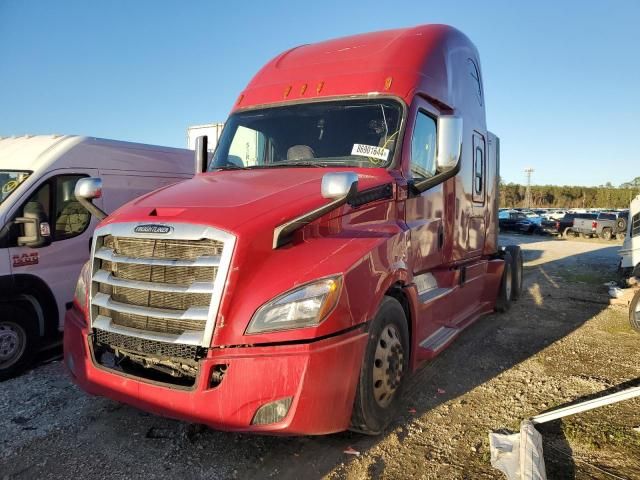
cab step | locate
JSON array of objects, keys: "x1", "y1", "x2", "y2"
[{"x1": 419, "y1": 326, "x2": 460, "y2": 356}]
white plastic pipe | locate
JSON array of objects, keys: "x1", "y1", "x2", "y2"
[{"x1": 531, "y1": 386, "x2": 640, "y2": 424}]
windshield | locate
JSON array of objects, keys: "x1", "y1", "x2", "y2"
[
  {"x1": 209, "y1": 99, "x2": 403, "y2": 170},
  {"x1": 0, "y1": 170, "x2": 31, "y2": 206}
]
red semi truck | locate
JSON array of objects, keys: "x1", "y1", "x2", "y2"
[{"x1": 64, "y1": 24, "x2": 522, "y2": 435}]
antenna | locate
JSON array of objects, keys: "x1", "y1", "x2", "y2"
[{"x1": 524, "y1": 168, "x2": 534, "y2": 208}]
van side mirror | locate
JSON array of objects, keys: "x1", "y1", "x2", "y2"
[
  {"x1": 16, "y1": 203, "x2": 51, "y2": 248},
  {"x1": 195, "y1": 135, "x2": 208, "y2": 174},
  {"x1": 75, "y1": 177, "x2": 107, "y2": 220},
  {"x1": 321, "y1": 172, "x2": 358, "y2": 200},
  {"x1": 436, "y1": 116, "x2": 463, "y2": 172}
]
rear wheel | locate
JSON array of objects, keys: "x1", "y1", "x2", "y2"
[
  {"x1": 629, "y1": 290, "x2": 640, "y2": 333},
  {"x1": 495, "y1": 252, "x2": 513, "y2": 313},
  {"x1": 617, "y1": 232, "x2": 627, "y2": 241},
  {"x1": 617, "y1": 217, "x2": 628, "y2": 232},
  {"x1": 504, "y1": 246, "x2": 523, "y2": 300},
  {"x1": 601, "y1": 228, "x2": 613, "y2": 241},
  {"x1": 562, "y1": 227, "x2": 573, "y2": 238},
  {"x1": 350, "y1": 296, "x2": 409, "y2": 435},
  {"x1": 0, "y1": 304, "x2": 38, "y2": 381}
]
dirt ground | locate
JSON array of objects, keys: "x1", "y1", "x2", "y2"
[{"x1": 1, "y1": 234, "x2": 638, "y2": 480}]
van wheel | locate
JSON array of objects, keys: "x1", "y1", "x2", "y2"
[
  {"x1": 350, "y1": 297, "x2": 409, "y2": 435},
  {"x1": 0, "y1": 304, "x2": 38, "y2": 381},
  {"x1": 504, "y1": 246, "x2": 523, "y2": 300},
  {"x1": 630, "y1": 290, "x2": 640, "y2": 333},
  {"x1": 601, "y1": 228, "x2": 612, "y2": 241},
  {"x1": 495, "y1": 252, "x2": 513, "y2": 313}
]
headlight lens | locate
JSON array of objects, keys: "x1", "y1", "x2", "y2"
[
  {"x1": 246, "y1": 276, "x2": 342, "y2": 334},
  {"x1": 73, "y1": 260, "x2": 92, "y2": 317}
]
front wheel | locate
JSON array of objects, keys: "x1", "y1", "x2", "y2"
[
  {"x1": 350, "y1": 296, "x2": 409, "y2": 435},
  {"x1": 495, "y1": 252, "x2": 513, "y2": 313},
  {"x1": 0, "y1": 304, "x2": 38, "y2": 381},
  {"x1": 630, "y1": 290, "x2": 640, "y2": 333}
]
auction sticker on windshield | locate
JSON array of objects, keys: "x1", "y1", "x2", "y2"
[{"x1": 351, "y1": 144, "x2": 390, "y2": 161}]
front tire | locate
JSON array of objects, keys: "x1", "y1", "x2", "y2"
[
  {"x1": 0, "y1": 304, "x2": 38, "y2": 381},
  {"x1": 630, "y1": 290, "x2": 640, "y2": 334},
  {"x1": 350, "y1": 296, "x2": 409, "y2": 435}
]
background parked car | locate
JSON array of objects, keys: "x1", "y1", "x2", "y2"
[
  {"x1": 499, "y1": 210, "x2": 538, "y2": 234},
  {"x1": 556, "y1": 212, "x2": 597, "y2": 237}
]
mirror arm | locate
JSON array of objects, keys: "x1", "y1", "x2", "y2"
[
  {"x1": 77, "y1": 197, "x2": 107, "y2": 220},
  {"x1": 412, "y1": 161, "x2": 461, "y2": 194},
  {"x1": 272, "y1": 189, "x2": 355, "y2": 249}
]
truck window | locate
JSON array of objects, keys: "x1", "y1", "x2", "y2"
[
  {"x1": 472, "y1": 134, "x2": 485, "y2": 203},
  {"x1": 0, "y1": 170, "x2": 31, "y2": 206},
  {"x1": 53, "y1": 175, "x2": 91, "y2": 240},
  {"x1": 410, "y1": 111, "x2": 437, "y2": 180},
  {"x1": 227, "y1": 126, "x2": 267, "y2": 167}
]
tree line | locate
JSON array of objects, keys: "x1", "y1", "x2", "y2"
[{"x1": 500, "y1": 183, "x2": 639, "y2": 209}]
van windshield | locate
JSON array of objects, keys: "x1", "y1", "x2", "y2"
[
  {"x1": 0, "y1": 171, "x2": 31, "y2": 206},
  {"x1": 209, "y1": 99, "x2": 403, "y2": 170}
]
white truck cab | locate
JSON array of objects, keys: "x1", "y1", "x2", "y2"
[
  {"x1": 0, "y1": 135, "x2": 193, "y2": 379},
  {"x1": 620, "y1": 195, "x2": 639, "y2": 280}
]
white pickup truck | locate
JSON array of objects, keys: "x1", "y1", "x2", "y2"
[{"x1": 0, "y1": 135, "x2": 193, "y2": 379}]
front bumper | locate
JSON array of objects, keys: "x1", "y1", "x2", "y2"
[{"x1": 63, "y1": 307, "x2": 368, "y2": 435}]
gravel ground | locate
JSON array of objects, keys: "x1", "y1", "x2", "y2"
[{"x1": 1, "y1": 234, "x2": 638, "y2": 479}]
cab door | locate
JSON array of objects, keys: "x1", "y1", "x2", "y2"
[
  {"x1": 404, "y1": 101, "x2": 445, "y2": 274},
  {"x1": 7, "y1": 172, "x2": 100, "y2": 331}
]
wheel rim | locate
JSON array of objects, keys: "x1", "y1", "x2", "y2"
[
  {"x1": 0, "y1": 321, "x2": 27, "y2": 369},
  {"x1": 372, "y1": 324, "x2": 404, "y2": 408}
]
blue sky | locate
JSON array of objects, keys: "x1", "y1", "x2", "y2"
[{"x1": 1, "y1": 0, "x2": 638, "y2": 186}]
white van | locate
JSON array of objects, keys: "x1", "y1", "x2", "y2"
[
  {"x1": 0, "y1": 135, "x2": 193, "y2": 379},
  {"x1": 620, "y1": 195, "x2": 639, "y2": 280}
]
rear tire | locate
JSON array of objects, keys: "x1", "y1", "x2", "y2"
[
  {"x1": 0, "y1": 304, "x2": 38, "y2": 381},
  {"x1": 601, "y1": 228, "x2": 612, "y2": 241},
  {"x1": 617, "y1": 217, "x2": 628, "y2": 232},
  {"x1": 562, "y1": 227, "x2": 572, "y2": 238},
  {"x1": 629, "y1": 290, "x2": 640, "y2": 334},
  {"x1": 350, "y1": 297, "x2": 409, "y2": 435},
  {"x1": 504, "y1": 246, "x2": 523, "y2": 301},
  {"x1": 495, "y1": 252, "x2": 513, "y2": 313},
  {"x1": 617, "y1": 232, "x2": 627, "y2": 241}
]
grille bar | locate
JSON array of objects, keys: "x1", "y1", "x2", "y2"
[
  {"x1": 92, "y1": 292, "x2": 209, "y2": 321},
  {"x1": 93, "y1": 328, "x2": 202, "y2": 360},
  {"x1": 95, "y1": 247, "x2": 221, "y2": 267},
  {"x1": 93, "y1": 269, "x2": 214, "y2": 294}
]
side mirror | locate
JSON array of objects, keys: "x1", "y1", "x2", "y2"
[
  {"x1": 321, "y1": 172, "x2": 358, "y2": 200},
  {"x1": 16, "y1": 203, "x2": 51, "y2": 248},
  {"x1": 436, "y1": 116, "x2": 463, "y2": 172},
  {"x1": 75, "y1": 177, "x2": 107, "y2": 220},
  {"x1": 195, "y1": 135, "x2": 208, "y2": 174}
]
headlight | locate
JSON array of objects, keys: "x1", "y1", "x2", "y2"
[
  {"x1": 73, "y1": 260, "x2": 92, "y2": 317},
  {"x1": 246, "y1": 276, "x2": 342, "y2": 334}
]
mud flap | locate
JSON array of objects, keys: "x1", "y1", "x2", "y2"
[{"x1": 489, "y1": 420, "x2": 546, "y2": 480}]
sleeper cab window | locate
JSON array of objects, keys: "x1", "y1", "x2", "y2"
[{"x1": 410, "y1": 111, "x2": 437, "y2": 180}]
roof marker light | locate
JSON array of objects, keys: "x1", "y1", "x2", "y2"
[
  {"x1": 384, "y1": 77, "x2": 393, "y2": 91},
  {"x1": 300, "y1": 83, "x2": 308, "y2": 95},
  {"x1": 284, "y1": 85, "x2": 292, "y2": 98},
  {"x1": 316, "y1": 81, "x2": 324, "y2": 94},
  {"x1": 237, "y1": 94, "x2": 244, "y2": 105}
]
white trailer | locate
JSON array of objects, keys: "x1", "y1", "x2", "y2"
[
  {"x1": 186, "y1": 123, "x2": 224, "y2": 151},
  {"x1": 0, "y1": 135, "x2": 194, "y2": 379}
]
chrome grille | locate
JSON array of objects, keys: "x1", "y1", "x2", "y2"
[{"x1": 91, "y1": 229, "x2": 230, "y2": 341}]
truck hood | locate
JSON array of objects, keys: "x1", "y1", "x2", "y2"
[{"x1": 103, "y1": 168, "x2": 395, "y2": 233}]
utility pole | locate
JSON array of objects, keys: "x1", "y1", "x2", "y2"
[{"x1": 524, "y1": 168, "x2": 534, "y2": 209}]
